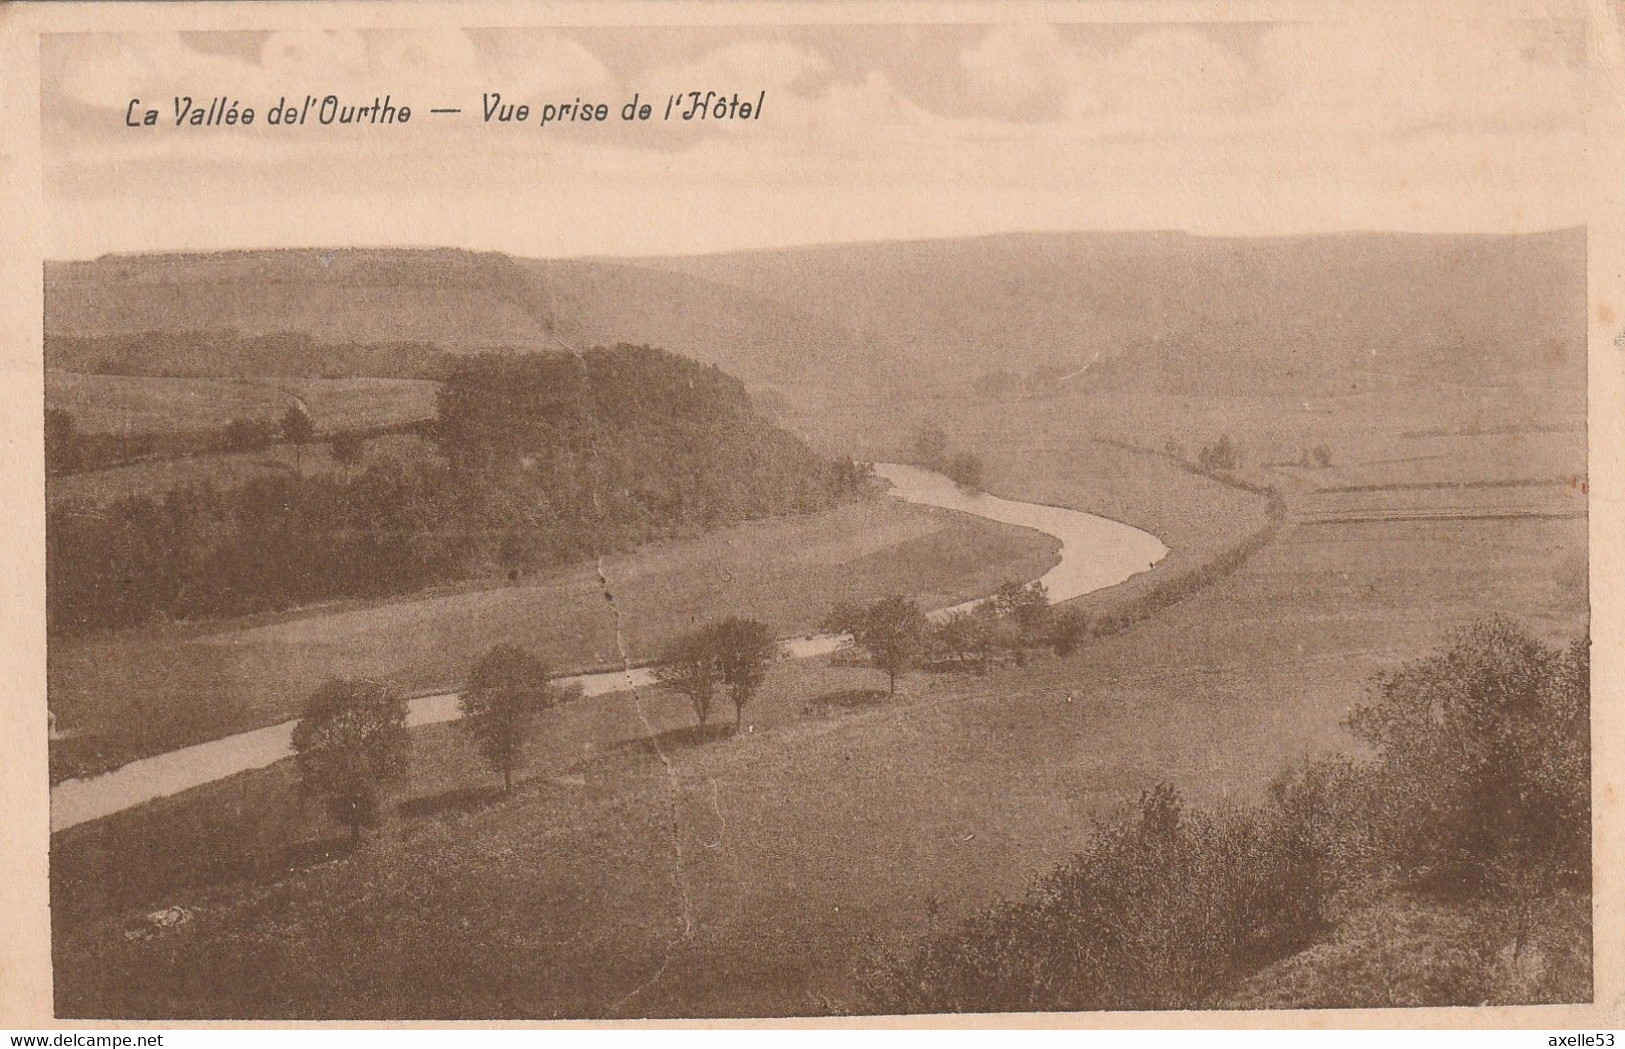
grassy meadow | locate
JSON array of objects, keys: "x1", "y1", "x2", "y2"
[
  {"x1": 47, "y1": 431, "x2": 433, "y2": 506},
  {"x1": 46, "y1": 371, "x2": 438, "y2": 435}
]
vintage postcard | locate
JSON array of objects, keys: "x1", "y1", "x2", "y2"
[{"x1": 0, "y1": 0, "x2": 1620, "y2": 1029}]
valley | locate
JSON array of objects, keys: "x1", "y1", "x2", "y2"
[{"x1": 43, "y1": 228, "x2": 1589, "y2": 1018}]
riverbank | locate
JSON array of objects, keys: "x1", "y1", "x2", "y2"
[
  {"x1": 49, "y1": 495, "x2": 1060, "y2": 786},
  {"x1": 52, "y1": 463, "x2": 1166, "y2": 831}
]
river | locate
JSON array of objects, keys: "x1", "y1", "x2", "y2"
[{"x1": 49, "y1": 462, "x2": 1166, "y2": 832}]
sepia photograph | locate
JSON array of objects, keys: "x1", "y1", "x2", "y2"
[{"x1": 6, "y1": 0, "x2": 1611, "y2": 1027}]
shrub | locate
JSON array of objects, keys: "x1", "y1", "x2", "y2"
[
  {"x1": 1197, "y1": 435, "x2": 1240, "y2": 473},
  {"x1": 861, "y1": 781, "x2": 1346, "y2": 1013},
  {"x1": 1048, "y1": 606, "x2": 1091, "y2": 657},
  {"x1": 1346, "y1": 617, "x2": 1589, "y2": 897},
  {"x1": 945, "y1": 452, "x2": 985, "y2": 491},
  {"x1": 863, "y1": 617, "x2": 1590, "y2": 1012}
]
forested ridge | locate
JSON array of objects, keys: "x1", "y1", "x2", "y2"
[{"x1": 47, "y1": 344, "x2": 871, "y2": 637}]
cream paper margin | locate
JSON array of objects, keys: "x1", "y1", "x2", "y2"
[{"x1": 0, "y1": 0, "x2": 1618, "y2": 1030}]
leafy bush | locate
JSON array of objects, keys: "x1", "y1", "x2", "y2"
[
  {"x1": 863, "y1": 618, "x2": 1590, "y2": 1012},
  {"x1": 1048, "y1": 606, "x2": 1091, "y2": 657},
  {"x1": 862, "y1": 781, "x2": 1345, "y2": 1013},
  {"x1": 1347, "y1": 616, "x2": 1590, "y2": 898}
]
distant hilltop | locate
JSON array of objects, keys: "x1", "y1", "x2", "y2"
[{"x1": 46, "y1": 228, "x2": 1585, "y2": 397}]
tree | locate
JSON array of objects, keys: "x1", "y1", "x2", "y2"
[
  {"x1": 282, "y1": 405, "x2": 314, "y2": 471},
  {"x1": 291, "y1": 678, "x2": 410, "y2": 842},
  {"x1": 946, "y1": 452, "x2": 985, "y2": 491},
  {"x1": 912, "y1": 423, "x2": 948, "y2": 469},
  {"x1": 711, "y1": 616, "x2": 778, "y2": 730},
  {"x1": 931, "y1": 609, "x2": 980, "y2": 669},
  {"x1": 989, "y1": 580, "x2": 1051, "y2": 640},
  {"x1": 1197, "y1": 435, "x2": 1239, "y2": 473},
  {"x1": 459, "y1": 644, "x2": 569, "y2": 792},
  {"x1": 654, "y1": 628, "x2": 721, "y2": 725},
  {"x1": 850, "y1": 595, "x2": 928, "y2": 695},
  {"x1": 282, "y1": 404, "x2": 314, "y2": 445}
]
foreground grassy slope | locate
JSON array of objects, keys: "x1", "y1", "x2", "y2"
[
  {"x1": 48, "y1": 497, "x2": 1057, "y2": 782},
  {"x1": 52, "y1": 504, "x2": 1584, "y2": 1018}
]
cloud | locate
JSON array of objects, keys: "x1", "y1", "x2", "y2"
[
  {"x1": 50, "y1": 29, "x2": 616, "y2": 116},
  {"x1": 1254, "y1": 19, "x2": 1583, "y2": 135},
  {"x1": 40, "y1": 19, "x2": 1589, "y2": 259},
  {"x1": 1066, "y1": 28, "x2": 1252, "y2": 117},
  {"x1": 647, "y1": 40, "x2": 830, "y2": 92},
  {"x1": 959, "y1": 24, "x2": 1086, "y2": 108}
]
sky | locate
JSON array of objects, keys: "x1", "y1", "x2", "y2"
[{"x1": 40, "y1": 16, "x2": 1589, "y2": 259}]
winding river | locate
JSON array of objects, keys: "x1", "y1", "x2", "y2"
[{"x1": 49, "y1": 462, "x2": 1166, "y2": 833}]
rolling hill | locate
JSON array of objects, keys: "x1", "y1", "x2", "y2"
[
  {"x1": 44, "y1": 249, "x2": 876, "y2": 388},
  {"x1": 643, "y1": 228, "x2": 1587, "y2": 396},
  {"x1": 45, "y1": 228, "x2": 1585, "y2": 399}
]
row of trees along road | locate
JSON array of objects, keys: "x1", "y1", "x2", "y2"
[
  {"x1": 291, "y1": 644, "x2": 583, "y2": 841},
  {"x1": 823, "y1": 582, "x2": 1094, "y2": 694},
  {"x1": 291, "y1": 618, "x2": 780, "y2": 842},
  {"x1": 653, "y1": 617, "x2": 778, "y2": 729},
  {"x1": 290, "y1": 583, "x2": 1098, "y2": 842}
]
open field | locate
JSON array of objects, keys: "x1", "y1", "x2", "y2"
[
  {"x1": 46, "y1": 371, "x2": 439, "y2": 435},
  {"x1": 47, "y1": 432, "x2": 432, "y2": 506},
  {"x1": 48, "y1": 497, "x2": 1058, "y2": 783},
  {"x1": 51, "y1": 503, "x2": 1586, "y2": 1018}
]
